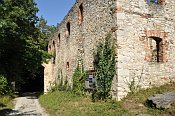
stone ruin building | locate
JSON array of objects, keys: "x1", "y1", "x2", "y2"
[{"x1": 43, "y1": 0, "x2": 175, "y2": 100}]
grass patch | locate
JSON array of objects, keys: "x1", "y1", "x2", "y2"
[
  {"x1": 0, "y1": 95, "x2": 13, "y2": 109},
  {"x1": 39, "y1": 91, "x2": 130, "y2": 116},
  {"x1": 121, "y1": 83, "x2": 175, "y2": 116},
  {"x1": 39, "y1": 83, "x2": 175, "y2": 116},
  {"x1": 0, "y1": 95, "x2": 14, "y2": 115}
]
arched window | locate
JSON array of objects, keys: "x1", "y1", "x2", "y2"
[
  {"x1": 78, "y1": 4, "x2": 83, "y2": 24},
  {"x1": 66, "y1": 22, "x2": 70, "y2": 36}
]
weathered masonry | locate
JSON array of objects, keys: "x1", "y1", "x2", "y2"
[{"x1": 43, "y1": 0, "x2": 175, "y2": 100}]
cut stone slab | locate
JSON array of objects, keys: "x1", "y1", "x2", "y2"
[{"x1": 147, "y1": 91, "x2": 175, "y2": 109}]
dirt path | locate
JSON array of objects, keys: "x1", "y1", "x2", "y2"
[{"x1": 8, "y1": 92, "x2": 49, "y2": 116}]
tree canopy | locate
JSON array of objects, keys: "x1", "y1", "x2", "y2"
[{"x1": 0, "y1": 0, "x2": 55, "y2": 91}]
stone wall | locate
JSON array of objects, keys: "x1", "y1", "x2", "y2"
[
  {"x1": 115, "y1": 0, "x2": 175, "y2": 100},
  {"x1": 43, "y1": 0, "x2": 175, "y2": 101},
  {"x1": 44, "y1": 0, "x2": 117, "y2": 93}
]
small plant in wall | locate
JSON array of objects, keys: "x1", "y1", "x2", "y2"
[
  {"x1": 127, "y1": 76, "x2": 141, "y2": 94},
  {"x1": 126, "y1": 69, "x2": 144, "y2": 94},
  {"x1": 93, "y1": 32, "x2": 116, "y2": 100}
]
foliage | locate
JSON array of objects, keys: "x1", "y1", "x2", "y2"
[
  {"x1": 0, "y1": 0, "x2": 55, "y2": 90},
  {"x1": 0, "y1": 95, "x2": 14, "y2": 116},
  {"x1": 0, "y1": 0, "x2": 38, "y2": 88},
  {"x1": 72, "y1": 66, "x2": 86, "y2": 96},
  {"x1": 49, "y1": 82, "x2": 58, "y2": 92},
  {"x1": 128, "y1": 78, "x2": 140, "y2": 94},
  {"x1": 36, "y1": 16, "x2": 57, "y2": 51},
  {"x1": 127, "y1": 74, "x2": 142, "y2": 94},
  {"x1": 39, "y1": 91, "x2": 130, "y2": 116},
  {"x1": 58, "y1": 75, "x2": 70, "y2": 91},
  {"x1": 0, "y1": 95, "x2": 13, "y2": 108},
  {"x1": 93, "y1": 32, "x2": 116, "y2": 100},
  {"x1": 0, "y1": 75, "x2": 10, "y2": 95},
  {"x1": 50, "y1": 74, "x2": 70, "y2": 92}
]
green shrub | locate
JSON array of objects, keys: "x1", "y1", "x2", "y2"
[
  {"x1": 72, "y1": 67, "x2": 86, "y2": 96},
  {"x1": 0, "y1": 75, "x2": 9, "y2": 95},
  {"x1": 0, "y1": 95, "x2": 13, "y2": 108},
  {"x1": 93, "y1": 32, "x2": 116, "y2": 100}
]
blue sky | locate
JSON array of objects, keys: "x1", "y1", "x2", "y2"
[{"x1": 35, "y1": 0, "x2": 76, "y2": 26}]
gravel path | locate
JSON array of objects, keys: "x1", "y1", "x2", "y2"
[{"x1": 8, "y1": 92, "x2": 49, "y2": 116}]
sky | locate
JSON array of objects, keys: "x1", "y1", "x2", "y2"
[{"x1": 34, "y1": 0, "x2": 76, "y2": 26}]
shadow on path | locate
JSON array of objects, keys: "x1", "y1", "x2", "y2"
[
  {"x1": 0, "y1": 108, "x2": 41, "y2": 116},
  {"x1": 0, "y1": 103, "x2": 6, "y2": 107},
  {"x1": 8, "y1": 110, "x2": 41, "y2": 116},
  {"x1": 0, "y1": 108, "x2": 13, "y2": 116}
]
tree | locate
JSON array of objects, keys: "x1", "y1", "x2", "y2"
[
  {"x1": 36, "y1": 16, "x2": 56, "y2": 51},
  {"x1": 0, "y1": 0, "x2": 52, "y2": 91}
]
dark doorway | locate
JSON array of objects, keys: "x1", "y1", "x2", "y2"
[{"x1": 20, "y1": 66, "x2": 44, "y2": 93}]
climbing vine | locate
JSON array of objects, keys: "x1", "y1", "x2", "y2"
[{"x1": 93, "y1": 32, "x2": 116, "y2": 100}]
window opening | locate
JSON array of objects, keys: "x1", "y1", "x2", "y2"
[
  {"x1": 78, "y1": 4, "x2": 83, "y2": 24},
  {"x1": 67, "y1": 22, "x2": 70, "y2": 35},
  {"x1": 150, "y1": 37, "x2": 162, "y2": 62},
  {"x1": 66, "y1": 62, "x2": 70, "y2": 70},
  {"x1": 53, "y1": 41, "x2": 55, "y2": 49},
  {"x1": 52, "y1": 41, "x2": 56, "y2": 64},
  {"x1": 58, "y1": 33, "x2": 60, "y2": 45}
]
